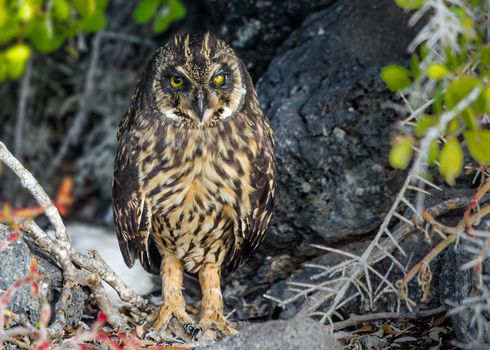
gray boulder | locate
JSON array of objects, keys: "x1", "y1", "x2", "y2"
[
  {"x1": 253, "y1": 0, "x2": 414, "y2": 272},
  {"x1": 206, "y1": 0, "x2": 337, "y2": 78},
  {"x1": 0, "y1": 224, "x2": 88, "y2": 326},
  {"x1": 198, "y1": 317, "x2": 342, "y2": 350},
  {"x1": 222, "y1": 0, "x2": 417, "y2": 319},
  {"x1": 437, "y1": 217, "x2": 490, "y2": 347}
]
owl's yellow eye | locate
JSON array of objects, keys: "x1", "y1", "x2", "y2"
[
  {"x1": 169, "y1": 76, "x2": 184, "y2": 88},
  {"x1": 212, "y1": 74, "x2": 225, "y2": 87}
]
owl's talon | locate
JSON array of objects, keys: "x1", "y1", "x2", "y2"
[
  {"x1": 187, "y1": 325, "x2": 202, "y2": 340},
  {"x1": 184, "y1": 323, "x2": 201, "y2": 338},
  {"x1": 146, "y1": 303, "x2": 195, "y2": 333},
  {"x1": 184, "y1": 323, "x2": 193, "y2": 333},
  {"x1": 198, "y1": 313, "x2": 238, "y2": 337}
]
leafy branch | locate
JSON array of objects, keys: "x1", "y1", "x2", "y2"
[{"x1": 0, "y1": 0, "x2": 185, "y2": 82}]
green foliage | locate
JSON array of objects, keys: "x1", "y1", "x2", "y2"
[
  {"x1": 414, "y1": 115, "x2": 437, "y2": 137},
  {"x1": 385, "y1": 0, "x2": 490, "y2": 185},
  {"x1": 439, "y1": 137, "x2": 464, "y2": 186},
  {"x1": 381, "y1": 65, "x2": 412, "y2": 92},
  {"x1": 395, "y1": 0, "x2": 426, "y2": 10},
  {"x1": 133, "y1": 0, "x2": 185, "y2": 34},
  {"x1": 389, "y1": 136, "x2": 414, "y2": 169},
  {"x1": 134, "y1": 0, "x2": 160, "y2": 24},
  {"x1": 0, "y1": 0, "x2": 185, "y2": 82},
  {"x1": 427, "y1": 63, "x2": 448, "y2": 80},
  {"x1": 4, "y1": 43, "x2": 31, "y2": 79},
  {"x1": 464, "y1": 130, "x2": 490, "y2": 163}
]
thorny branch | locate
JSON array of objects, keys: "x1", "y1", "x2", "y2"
[
  {"x1": 277, "y1": 82, "x2": 485, "y2": 326},
  {"x1": 331, "y1": 305, "x2": 446, "y2": 331},
  {"x1": 273, "y1": 194, "x2": 485, "y2": 318},
  {"x1": 398, "y1": 188, "x2": 490, "y2": 300}
]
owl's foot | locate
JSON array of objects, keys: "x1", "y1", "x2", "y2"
[
  {"x1": 198, "y1": 311, "x2": 238, "y2": 337},
  {"x1": 146, "y1": 302, "x2": 197, "y2": 336},
  {"x1": 197, "y1": 264, "x2": 239, "y2": 339}
]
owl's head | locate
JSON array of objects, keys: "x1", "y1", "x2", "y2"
[{"x1": 143, "y1": 33, "x2": 249, "y2": 128}]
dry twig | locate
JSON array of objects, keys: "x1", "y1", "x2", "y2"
[{"x1": 331, "y1": 305, "x2": 446, "y2": 331}]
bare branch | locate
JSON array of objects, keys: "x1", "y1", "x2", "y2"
[
  {"x1": 14, "y1": 59, "x2": 32, "y2": 160},
  {"x1": 331, "y1": 306, "x2": 446, "y2": 331}
]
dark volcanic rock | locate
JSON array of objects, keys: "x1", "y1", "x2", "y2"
[
  {"x1": 438, "y1": 216, "x2": 490, "y2": 346},
  {"x1": 222, "y1": 0, "x2": 416, "y2": 319},
  {"x1": 0, "y1": 224, "x2": 88, "y2": 326},
  {"x1": 205, "y1": 0, "x2": 337, "y2": 78},
  {"x1": 255, "y1": 0, "x2": 414, "y2": 263},
  {"x1": 198, "y1": 317, "x2": 342, "y2": 350}
]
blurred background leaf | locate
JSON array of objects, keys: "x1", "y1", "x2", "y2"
[
  {"x1": 383, "y1": 0, "x2": 490, "y2": 186},
  {"x1": 0, "y1": 0, "x2": 186, "y2": 81}
]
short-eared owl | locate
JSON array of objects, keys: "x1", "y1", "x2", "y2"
[{"x1": 112, "y1": 33, "x2": 276, "y2": 336}]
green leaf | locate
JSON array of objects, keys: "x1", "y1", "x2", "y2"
[
  {"x1": 439, "y1": 138, "x2": 464, "y2": 186},
  {"x1": 395, "y1": 0, "x2": 426, "y2": 10},
  {"x1": 168, "y1": 0, "x2": 186, "y2": 20},
  {"x1": 479, "y1": 45, "x2": 490, "y2": 65},
  {"x1": 153, "y1": 11, "x2": 171, "y2": 33},
  {"x1": 463, "y1": 130, "x2": 490, "y2": 164},
  {"x1": 53, "y1": 0, "x2": 71, "y2": 21},
  {"x1": 381, "y1": 65, "x2": 411, "y2": 92},
  {"x1": 134, "y1": 0, "x2": 160, "y2": 24},
  {"x1": 428, "y1": 139, "x2": 439, "y2": 166},
  {"x1": 0, "y1": 16, "x2": 19, "y2": 46},
  {"x1": 95, "y1": 0, "x2": 109, "y2": 11},
  {"x1": 4, "y1": 43, "x2": 31, "y2": 79},
  {"x1": 17, "y1": 1, "x2": 35, "y2": 21},
  {"x1": 27, "y1": 20, "x2": 65, "y2": 54},
  {"x1": 485, "y1": 86, "x2": 490, "y2": 114},
  {"x1": 389, "y1": 136, "x2": 414, "y2": 169},
  {"x1": 420, "y1": 43, "x2": 429, "y2": 61},
  {"x1": 447, "y1": 118, "x2": 459, "y2": 135},
  {"x1": 460, "y1": 15, "x2": 476, "y2": 40},
  {"x1": 444, "y1": 77, "x2": 485, "y2": 115},
  {"x1": 0, "y1": 0, "x2": 7, "y2": 27},
  {"x1": 414, "y1": 114, "x2": 436, "y2": 137},
  {"x1": 0, "y1": 58, "x2": 7, "y2": 82},
  {"x1": 62, "y1": 18, "x2": 80, "y2": 39},
  {"x1": 73, "y1": 0, "x2": 96, "y2": 17},
  {"x1": 462, "y1": 110, "x2": 478, "y2": 131},
  {"x1": 427, "y1": 63, "x2": 448, "y2": 80},
  {"x1": 410, "y1": 54, "x2": 421, "y2": 80},
  {"x1": 80, "y1": 11, "x2": 107, "y2": 32}
]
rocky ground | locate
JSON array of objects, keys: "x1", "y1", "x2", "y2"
[{"x1": 1, "y1": 0, "x2": 489, "y2": 348}]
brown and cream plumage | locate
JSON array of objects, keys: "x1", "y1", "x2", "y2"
[{"x1": 112, "y1": 33, "x2": 275, "y2": 336}]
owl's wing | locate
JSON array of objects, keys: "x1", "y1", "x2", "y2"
[
  {"x1": 226, "y1": 125, "x2": 276, "y2": 274},
  {"x1": 112, "y1": 118, "x2": 160, "y2": 274}
]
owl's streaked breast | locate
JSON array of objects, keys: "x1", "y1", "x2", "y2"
[{"x1": 136, "y1": 118, "x2": 256, "y2": 273}]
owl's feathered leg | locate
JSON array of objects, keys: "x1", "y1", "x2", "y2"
[
  {"x1": 147, "y1": 252, "x2": 196, "y2": 333},
  {"x1": 198, "y1": 264, "x2": 238, "y2": 337}
]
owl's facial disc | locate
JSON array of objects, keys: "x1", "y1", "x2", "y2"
[
  {"x1": 185, "y1": 64, "x2": 237, "y2": 125},
  {"x1": 152, "y1": 33, "x2": 246, "y2": 128}
]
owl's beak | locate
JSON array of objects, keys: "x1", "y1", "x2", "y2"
[{"x1": 195, "y1": 89, "x2": 207, "y2": 122}]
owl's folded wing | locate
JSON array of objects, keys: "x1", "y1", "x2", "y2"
[
  {"x1": 112, "y1": 128, "x2": 160, "y2": 274},
  {"x1": 226, "y1": 125, "x2": 276, "y2": 274}
]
